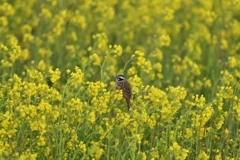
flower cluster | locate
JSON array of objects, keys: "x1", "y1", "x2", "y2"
[{"x1": 0, "y1": 0, "x2": 240, "y2": 159}]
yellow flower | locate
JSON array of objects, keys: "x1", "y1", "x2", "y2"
[
  {"x1": 90, "y1": 53, "x2": 101, "y2": 66},
  {"x1": 205, "y1": 10, "x2": 217, "y2": 25},
  {"x1": 68, "y1": 66, "x2": 84, "y2": 88},
  {"x1": 78, "y1": 141, "x2": 86, "y2": 153},
  {"x1": 65, "y1": 45, "x2": 76, "y2": 54},
  {"x1": 0, "y1": 38, "x2": 21, "y2": 68},
  {"x1": 92, "y1": 32, "x2": 108, "y2": 49},
  {"x1": 234, "y1": 100, "x2": 240, "y2": 120},
  {"x1": 170, "y1": 142, "x2": 189, "y2": 160},
  {"x1": 129, "y1": 75, "x2": 143, "y2": 95},
  {"x1": 127, "y1": 66, "x2": 137, "y2": 76},
  {"x1": 1, "y1": 43, "x2": 8, "y2": 51},
  {"x1": 66, "y1": 69, "x2": 71, "y2": 74},
  {"x1": 49, "y1": 68, "x2": 61, "y2": 83},
  {"x1": 38, "y1": 48, "x2": 52, "y2": 58},
  {"x1": 138, "y1": 151, "x2": 147, "y2": 160},
  {"x1": 203, "y1": 77, "x2": 212, "y2": 88},
  {"x1": 216, "y1": 115, "x2": 224, "y2": 130},
  {"x1": 150, "y1": 148, "x2": 159, "y2": 159},
  {"x1": 88, "y1": 141, "x2": 104, "y2": 159},
  {"x1": 37, "y1": 60, "x2": 47, "y2": 71},
  {"x1": 19, "y1": 150, "x2": 37, "y2": 160},
  {"x1": 137, "y1": 57, "x2": 146, "y2": 66},
  {"x1": 184, "y1": 128, "x2": 193, "y2": 139},
  {"x1": 86, "y1": 81, "x2": 105, "y2": 97},
  {"x1": 21, "y1": 49, "x2": 29, "y2": 60},
  {"x1": 153, "y1": 62, "x2": 162, "y2": 72},
  {"x1": 197, "y1": 151, "x2": 209, "y2": 160},
  {"x1": 40, "y1": 8, "x2": 52, "y2": 19},
  {"x1": 135, "y1": 50, "x2": 145, "y2": 57},
  {"x1": 220, "y1": 39, "x2": 228, "y2": 50},
  {"x1": 71, "y1": 12, "x2": 86, "y2": 29},
  {"x1": 37, "y1": 135, "x2": 46, "y2": 147},
  {"x1": 52, "y1": 14, "x2": 65, "y2": 36},
  {"x1": 159, "y1": 34, "x2": 171, "y2": 47},
  {"x1": 150, "y1": 48, "x2": 163, "y2": 61},
  {"x1": 21, "y1": 24, "x2": 32, "y2": 33},
  {"x1": 0, "y1": 16, "x2": 8, "y2": 26},
  {"x1": 184, "y1": 57, "x2": 201, "y2": 76},
  {"x1": 23, "y1": 33, "x2": 34, "y2": 43},
  {"x1": 88, "y1": 112, "x2": 96, "y2": 123},
  {"x1": 0, "y1": 2, "x2": 15, "y2": 16},
  {"x1": 148, "y1": 115, "x2": 157, "y2": 129},
  {"x1": 231, "y1": 20, "x2": 240, "y2": 37},
  {"x1": 162, "y1": 7, "x2": 174, "y2": 21},
  {"x1": 71, "y1": 31, "x2": 78, "y2": 42},
  {"x1": 128, "y1": 120, "x2": 137, "y2": 134},
  {"x1": 113, "y1": 44, "x2": 122, "y2": 56},
  {"x1": 220, "y1": 70, "x2": 234, "y2": 86},
  {"x1": 228, "y1": 56, "x2": 237, "y2": 68},
  {"x1": 217, "y1": 86, "x2": 234, "y2": 99},
  {"x1": 144, "y1": 86, "x2": 168, "y2": 107},
  {"x1": 45, "y1": 147, "x2": 51, "y2": 156}
]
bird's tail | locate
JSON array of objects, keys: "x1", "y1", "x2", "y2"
[{"x1": 125, "y1": 98, "x2": 131, "y2": 111}]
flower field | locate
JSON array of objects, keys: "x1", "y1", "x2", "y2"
[{"x1": 1, "y1": 0, "x2": 240, "y2": 159}]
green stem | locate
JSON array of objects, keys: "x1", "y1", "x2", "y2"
[
  {"x1": 101, "y1": 51, "x2": 113, "y2": 81},
  {"x1": 122, "y1": 57, "x2": 138, "y2": 72}
]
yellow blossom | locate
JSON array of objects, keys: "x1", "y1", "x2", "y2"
[
  {"x1": 0, "y1": 16, "x2": 8, "y2": 26},
  {"x1": 37, "y1": 135, "x2": 46, "y2": 146},
  {"x1": 127, "y1": 67, "x2": 137, "y2": 76},
  {"x1": 0, "y1": 2, "x2": 15, "y2": 16},
  {"x1": 137, "y1": 57, "x2": 146, "y2": 66},
  {"x1": 135, "y1": 50, "x2": 145, "y2": 57},
  {"x1": 162, "y1": 7, "x2": 175, "y2": 21},
  {"x1": 90, "y1": 53, "x2": 101, "y2": 66},
  {"x1": 197, "y1": 151, "x2": 209, "y2": 160},
  {"x1": 68, "y1": 66, "x2": 84, "y2": 88},
  {"x1": 169, "y1": 142, "x2": 189, "y2": 160},
  {"x1": 88, "y1": 112, "x2": 96, "y2": 123},
  {"x1": 86, "y1": 81, "x2": 106, "y2": 97},
  {"x1": 49, "y1": 68, "x2": 61, "y2": 83},
  {"x1": 40, "y1": 8, "x2": 52, "y2": 19},
  {"x1": 220, "y1": 39, "x2": 228, "y2": 50},
  {"x1": 113, "y1": 44, "x2": 122, "y2": 56},
  {"x1": 159, "y1": 34, "x2": 171, "y2": 47}
]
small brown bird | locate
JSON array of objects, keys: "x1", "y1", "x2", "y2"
[{"x1": 115, "y1": 75, "x2": 132, "y2": 110}]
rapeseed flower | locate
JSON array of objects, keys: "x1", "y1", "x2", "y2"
[
  {"x1": 159, "y1": 34, "x2": 171, "y2": 47},
  {"x1": 19, "y1": 150, "x2": 37, "y2": 160},
  {"x1": 1, "y1": 0, "x2": 240, "y2": 159},
  {"x1": 162, "y1": 7, "x2": 174, "y2": 21},
  {"x1": 113, "y1": 44, "x2": 122, "y2": 56},
  {"x1": 87, "y1": 111, "x2": 96, "y2": 123},
  {"x1": 67, "y1": 66, "x2": 84, "y2": 88},
  {"x1": 0, "y1": 16, "x2": 8, "y2": 27},
  {"x1": 86, "y1": 81, "x2": 106, "y2": 97},
  {"x1": 169, "y1": 142, "x2": 189, "y2": 160},
  {"x1": 49, "y1": 68, "x2": 61, "y2": 83},
  {"x1": 40, "y1": 8, "x2": 52, "y2": 19},
  {"x1": 221, "y1": 39, "x2": 228, "y2": 50},
  {"x1": 197, "y1": 151, "x2": 209, "y2": 159},
  {"x1": 21, "y1": 24, "x2": 32, "y2": 33},
  {"x1": 0, "y1": 2, "x2": 15, "y2": 16},
  {"x1": 90, "y1": 53, "x2": 101, "y2": 66}
]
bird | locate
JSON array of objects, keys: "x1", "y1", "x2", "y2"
[{"x1": 115, "y1": 75, "x2": 132, "y2": 110}]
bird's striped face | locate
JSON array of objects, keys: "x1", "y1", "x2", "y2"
[{"x1": 116, "y1": 75, "x2": 126, "y2": 82}]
